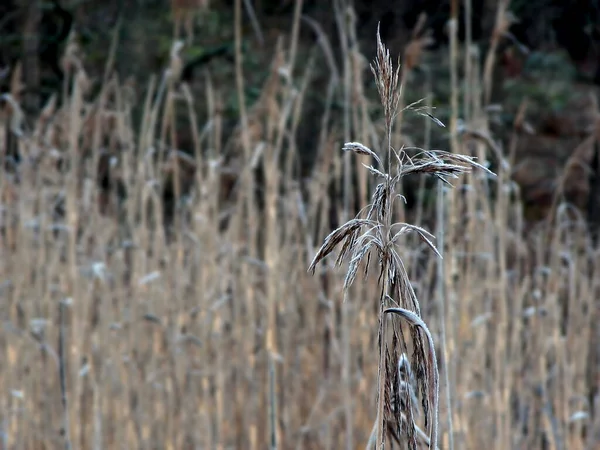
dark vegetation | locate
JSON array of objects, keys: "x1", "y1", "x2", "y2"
[{"x1": 3, "y1": 0, "x2": 600, "y2": 229}]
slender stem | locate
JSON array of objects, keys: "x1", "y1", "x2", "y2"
[
  {"x1": 376, "y1": 109, "x2": 394, "y2": 450},
  {"x1": 436, "y1": 178, "x2": 454, "y2": 450},
  {"x1": 269, "y1": 358, "x2": 277, "y2": 450},
  {"x1": 58, "y1": 301, "x2": 72, "y2": 450},
  {"x1": 385, "y1": 118, "x2": 393, "y2": 231},
  {"x1": 446, "y1": 3, "x2": 459, "y2": 446},
  {"x1": 375, "y1": 272, "x2": 389, "y2": 450},
  {"x1": 342, "y1": 290, "x2": 353, "y2": 450}
]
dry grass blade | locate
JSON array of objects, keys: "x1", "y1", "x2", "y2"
[
  {"x1": 366, "y1": 182, "x2": 389, "y2": 224},
  {"x1": 403, "y1": 100, "x2": 446, "y2": 129},
  {"x1": 362, "y1": 163, "x2": 389, "y2": 179},
  {"x1": 418, "y1": 111, "x2": 446, "y2": 128},
  {"x1": 390, "y1": 223, "x2": 442, "y2": 259},
  {"x1": 384, "y1": 307, "x2": 439, "y2": 450},
  {"x1": 308, "y1": 218, "x2": 375, "y2": 274},
  {"x1": 433, "y1": 151, "x2": 495, "y2": 175},
  {"x1": 343, "y1": 141, "x2": 382, "y2": 166},
  {"x1": 398, "y1": 160, "x2": 468, "y2": 179},
  {"x1": 344, "y1": 234, "x2": 382, "y2": 290}
]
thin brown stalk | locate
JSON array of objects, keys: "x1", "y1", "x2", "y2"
[{"x1": 58, "y1": 300, "x2": 72, "y2": 450}]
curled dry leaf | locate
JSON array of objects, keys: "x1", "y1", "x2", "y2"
[
  {"x1": 417, "y1": 111, "x2": 446, "y2": 128},
  {"x1": 308, "y1": 218, "x2": 375, "y2": 274},
  {"x1": 343, "y1": 141, "x2": 382, "y2": 166},
  {"x1": 384, "y1": 307, "x2": 439, "y2": 450}
]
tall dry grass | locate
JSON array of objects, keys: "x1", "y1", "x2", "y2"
[{"x1": 0, "y1": 1, "x2": 599, "y2": 450}]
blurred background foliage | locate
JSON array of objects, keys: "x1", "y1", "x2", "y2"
[
  {"x1": 1, "y1": 2, "x2": 600, "y2": 448},
  {"x1": 1, "y1": 0, "x2": 600, "y2": 215}
]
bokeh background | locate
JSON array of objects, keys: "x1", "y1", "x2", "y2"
[{"x1": 0, "y1": 0, "x2": 599, "y2": 448}]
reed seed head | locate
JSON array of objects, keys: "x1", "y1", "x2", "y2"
[{"x1": 371, "y1": 23, "x2": 402, "y2": 128}]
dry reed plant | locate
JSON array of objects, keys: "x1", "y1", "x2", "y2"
[{"x1": 308, "y1": 27, "x2": 493, "y2": 449}]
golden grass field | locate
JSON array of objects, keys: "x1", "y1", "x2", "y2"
[{"x1": 0, "y1": 0, "x2": 599, "y2": 449}]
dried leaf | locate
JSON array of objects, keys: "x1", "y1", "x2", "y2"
[
  {"x1": 362, "y1": 163, "x2": 388, "y2": 179},
  {"x1": 343, "y1": 142, "x2": 382, "y2": 166},
  {"x1": 384, "y1": 307, "x2": 439, "y2": 450},
  {"x1": 308, "y1": 218, "x2": 374, "y2": 274},
  {"x1": 345, "y1": 239, "x2": 374, "y2": 289},
  {"x1": 418, "y1": 111, "x2": 445, "y2": 128}
]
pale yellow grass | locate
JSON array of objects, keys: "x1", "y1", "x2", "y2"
[{"x1": 0, "y1": 1, "x2": 598, "y2": 449}]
